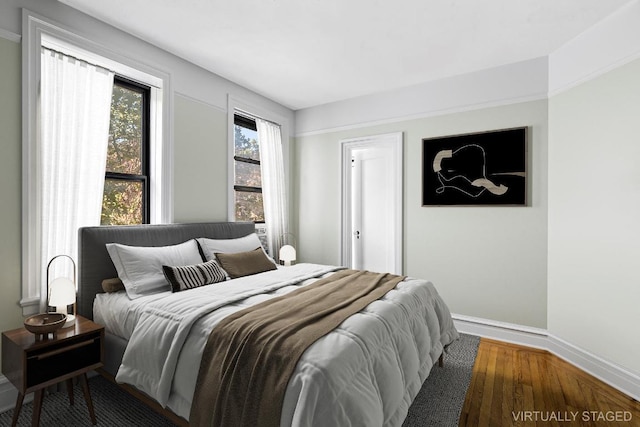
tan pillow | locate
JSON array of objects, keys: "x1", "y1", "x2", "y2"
[
  {"x1": 102, "y1": 277, "x2": 125, "y2": 293},
  {"x1": 215, "y1": 247, "x2": 277, "y2": 279}
]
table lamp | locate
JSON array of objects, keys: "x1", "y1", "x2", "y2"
[
  {"x1": 279, "y1": 232, "x2": 297, "y2": 266},
  {"x1": 279, "y1": 244, "x2": 296, "y2": 266},
  {"x1": 47, "y1": 255, "x2": 76, "y2": 328}
]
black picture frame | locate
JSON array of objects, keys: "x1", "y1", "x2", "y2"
[{"x1": 422, "y1": 127, "x2": 527, "y2": 206}]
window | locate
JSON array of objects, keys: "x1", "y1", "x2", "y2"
[
  {"x1": 102, "y1": 77, "x2": 151, "y2": 225},
  {"x1": 22, "y1": 14, "x2": 172, "y2": 315},
  {"x1": 227, "y1": 99, "x2": 290, "y2": 260},
  {"x1": 233, "y1": 113, "x2": 264, "y2": 222}
]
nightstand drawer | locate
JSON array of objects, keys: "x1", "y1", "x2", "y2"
[{"x1": 25, "y1": 333, "x2": 101, "y2": 389}]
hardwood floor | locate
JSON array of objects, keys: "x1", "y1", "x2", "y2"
[{"x1": 459, "y1": 338, "x2": 640, "y2": 426}]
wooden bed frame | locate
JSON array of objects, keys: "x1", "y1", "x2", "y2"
[{"x1": 77, "y1": 221, "x2": 255, "y2": 425}]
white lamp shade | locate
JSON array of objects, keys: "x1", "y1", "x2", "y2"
[
  {"x1": 279, "y1": 244, "x2": 296, "y2": 265},
  {"x1": 48, "y1": 277, "x2": 76, "y2": 307}
]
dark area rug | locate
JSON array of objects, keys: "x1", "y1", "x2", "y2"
[
  {"x1": 404, "y1": 333, "x2": 480, "y2": 426},
  {"x1": 0, "y1": 333, "x2": 479, "y2": 426},
  {"x1": 0, "y1": 376, "x2": 176, "y2": 427}
]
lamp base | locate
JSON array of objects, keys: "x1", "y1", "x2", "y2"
[{"x1": 61, "y1": 314, "x2": 76, "y2": 328}]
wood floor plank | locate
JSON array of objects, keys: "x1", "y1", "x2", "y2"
[
  {"x1": 490, "y1": 346, "x2": 505, "y2": 425},
  {"x1": 538, "y1": 355, "x2": 564, "y2": 427},
  {"x1": 527, "y1": 351, "x2": 547, "y2": 426},
  {"x1": 500, "y1": 346, "x2": 516, "y2": 427},
  {"x1": 477, "y1": 346, "x2": 498, "y2": 426},
  {"x1": 518, "y1": 345, "x2": 534, "y2": 427},
  {"x1": 461, "y1": 337, "x2": 490, "y2": 427},
  {"x1": 459, "y1": 338, "x2": 640, "y2": 427}
]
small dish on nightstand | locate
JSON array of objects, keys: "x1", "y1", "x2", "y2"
[{"x1": 24, "y1": 313, "x2": 67, "y2": 338}]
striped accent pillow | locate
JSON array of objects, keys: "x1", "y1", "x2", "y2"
[{"x1": 162, "y1": 259, "x2": 227, "y2": 292}]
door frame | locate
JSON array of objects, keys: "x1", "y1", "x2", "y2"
[{"x1": 340, "y1": 132, "x2": 403, "y2": 274}]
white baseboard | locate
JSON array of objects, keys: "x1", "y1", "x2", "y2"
[
  {"x1": 453, "y1": 313, "x2": 549, "y2": 349},
  {"x1": 0, "y1": 375, "x2": 20, "y2": 414},
  {"x1": 453, "y1": 313, "x2": 640, "y2": 401},
  {"x1": 546, "y1": 335, "x2": 640, "y2": 402}
]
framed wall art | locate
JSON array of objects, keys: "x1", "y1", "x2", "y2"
[{"x1": 422, "y1": 127, "x2": 527, "y2": 206}]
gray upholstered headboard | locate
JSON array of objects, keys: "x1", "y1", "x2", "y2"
[{"x1": 77, "y1": 222, "x2": 255, "y2": 320}]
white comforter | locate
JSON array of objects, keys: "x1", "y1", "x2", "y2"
[{"x1": 113, "y1": 263, "x2": 459, "y2": 426}]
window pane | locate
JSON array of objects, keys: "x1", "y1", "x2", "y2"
[
  {"x1": 102, "y1": 179, "x2": 143, "y2": 225},
  {"x1": 235, "y1": 191, "x2": 264, "y2": 222},
  {"x1": 234, "y1": 125, "x2": 260, "y2": 161},
  {"x1": 235, "y1": 161, "x2": 262, "y2": 187},
  {"x1": 107, "y1": 84, "x2": 143, "y2": 174}
]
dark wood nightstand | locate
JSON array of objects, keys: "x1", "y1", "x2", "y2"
[{"x1": 2, "y1": 315, "x2": 104, "y2": 426}]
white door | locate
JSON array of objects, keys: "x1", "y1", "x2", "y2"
[
  {"x1": 342, "y1": 133, "x2": 403, "y2": 274},
  {"x1": 351, "y1": 148, "x2": 391, "y2": 271}
]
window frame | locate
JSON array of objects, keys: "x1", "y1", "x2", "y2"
[
  {"x1": 233, "y1": 113, "x2": 265, "y2": 223},
  {"x1": 226, "y1": 96, "x2": 291, "y2": 225},
  {"x1": 22, "y1": 12, "x2": 173, "y2": 315},
  {"x1": 104, "y1": 76, "x2": 152, "y2": 224}
]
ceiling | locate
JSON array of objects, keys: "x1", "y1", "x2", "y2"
[{"x1": 58, "y1": 0, "x2": 631, "y2": 110}]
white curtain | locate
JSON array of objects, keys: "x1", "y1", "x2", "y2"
[
  {"x1": 40, "y1": 47, "x2": 114, "y2": 305},
  {"x1": 256, "y1": 118, "x2": 288, "y2": 260}
]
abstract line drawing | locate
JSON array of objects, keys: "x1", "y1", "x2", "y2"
[{"x1": 422, "y1": 128, "x2": 527, "y2": 206}]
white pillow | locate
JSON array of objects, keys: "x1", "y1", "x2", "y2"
[
  {"x1": 197, "y1": 233, "x2": 274, "y2": 263},
  {"x1": 106, "y1": 239, "x2": 203, "y2": 299}
]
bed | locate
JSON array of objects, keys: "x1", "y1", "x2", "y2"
[{"x1": 78, "y1": 222, "x2": 459, "y2": 426}]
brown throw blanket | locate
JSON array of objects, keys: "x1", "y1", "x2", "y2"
[{"x1": 189, "y1": 269, "x2": 405, "y2": 427}]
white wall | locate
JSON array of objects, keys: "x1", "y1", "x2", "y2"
[
  {"x1": 546, "y1": 0, "x2": 640, "y2": 377},
  {"x1": 548, "y1": 58, "x2": 640, "y2": 374},
  {"x1": 0, "y1": 36, "x2": 23, "y2": 348},
  {"x1": 173, "y1": 95, "x2": 229, "y2": 222},
  {"x1": 294, "y1": 56, "x2": 552, "y2": 330},
  {"x1": 295, "y1": 41, "x2": 551, "y2": 331},
  {"x1": 295, "y1": 100, "x2": 549, "y2": 328}
]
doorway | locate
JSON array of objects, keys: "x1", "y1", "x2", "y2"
[{"x1": 341, "y1": 132, "x2": 403, "y2": 274}]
